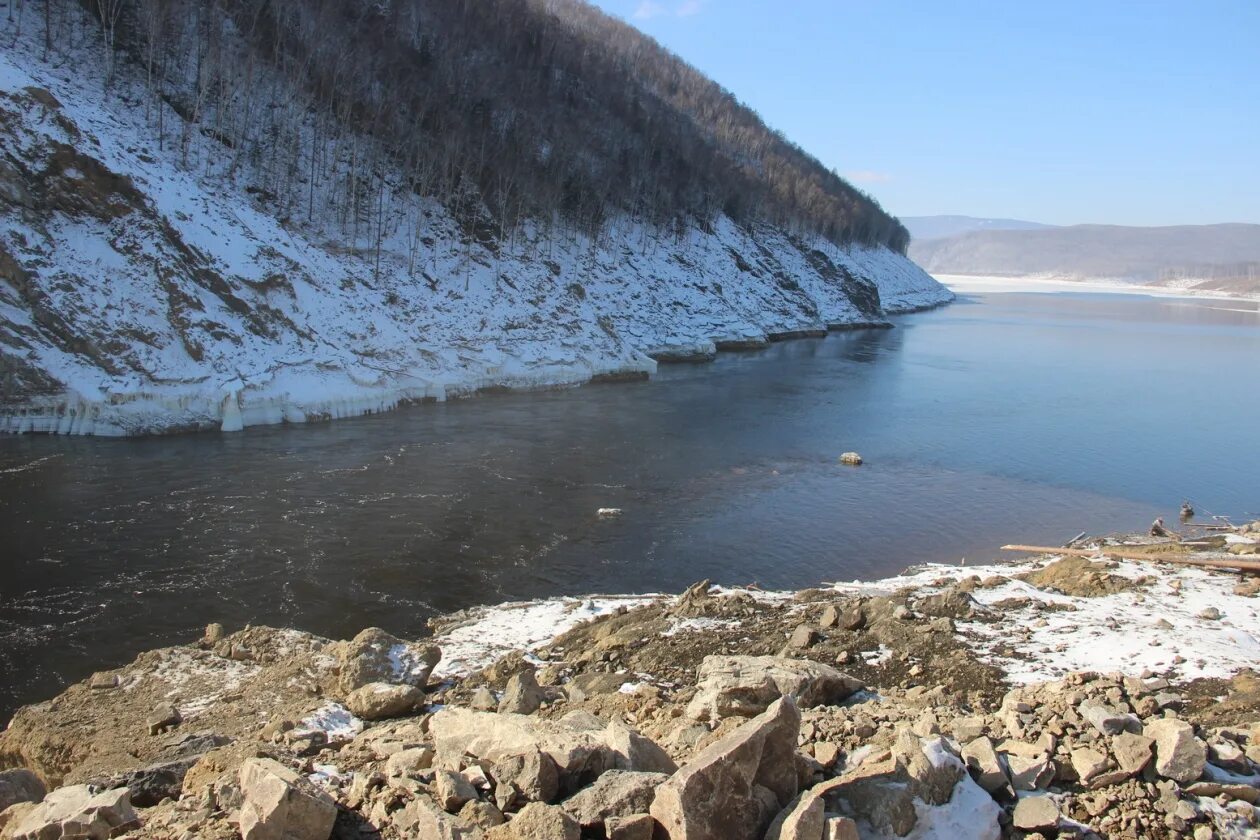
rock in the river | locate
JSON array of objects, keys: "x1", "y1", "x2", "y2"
[
  {"x1": 338, "y1": 627, "x2": 440, "y2": 694},
  {"x1": 0, "y1": 769, "x2": 45, "y2": 813},
  {"x1": 685, "y1": 656, "x2": 863, "y2": 720},
  {"x1": 4, "y1": 785, "x2": 139, "y2": 840},
  {"x1": 1012, "y1": 794, "x2": 1060, "y2": 832},
  {"x1": 650, "y1": 696, "x2": 801, "y2": 840},
  {"x1": 839, "y1": 452, "x2": 863, "y2": 466},
  {"x1": 498, "y1": 668, "x2": 545, "y2": 715},
  {"x1": 1145, "y1": 718, "x2": 1207, "y2": 784},
  {"x1": 345, "y1": 682, "x2": 424, "y2": 720},
  {"x1": 561, "y1": 770, "x2": 668, "y2": 828},
  {"x1": 237, "y1": 757, "x2": 337, "y2": 840}
]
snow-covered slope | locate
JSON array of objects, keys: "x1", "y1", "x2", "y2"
[{"x1": 0, "y1": 26, "x2": 950, "y2": 437}]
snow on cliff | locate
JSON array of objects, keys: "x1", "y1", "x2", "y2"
[{"x1": 0, "y1": 27, "x2": 950, "y2": 436}]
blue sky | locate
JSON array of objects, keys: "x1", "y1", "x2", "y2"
[{"x1": 587, "y1": 0, "x2": 1260, "y2": 226}]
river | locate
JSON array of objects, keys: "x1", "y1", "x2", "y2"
[{"x1": 2, "y1": 289, "x2": 1258, "y2": 720}]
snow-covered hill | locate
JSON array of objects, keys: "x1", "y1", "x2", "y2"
[{"x1": 0, "y1": 21, "x2": 950, "y2": 437}]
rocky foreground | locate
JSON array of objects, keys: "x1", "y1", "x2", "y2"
[{"x1": 2, "y1": 528, "x2": 1260, "y2": 840}]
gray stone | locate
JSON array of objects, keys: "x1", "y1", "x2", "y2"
[
  {"x1": 237, "y1": 757, "x2": 337, "y2": 840},
  {"x1": 0, "y1": 769, "x2": 45, "y2": 814},
  {"x1": 1145, "y1": 718, "x2": 1207, "y2": 784},
  {"x1": 1006, "y1": 754, "x2": 1055, "y2": 791},
  {"x1": 1079, "y1": 700, "x2": 1139, "y2": 736},
  {"x1": 3, "y1": 785, "x2": 139, "y2": 840},
  {"x1": 386, "y1": 746, "x2": 435, "y2": 777},
  {"x1": 685, "y1": 656, "x2": 863, "y2": 720},
  {"x1": 1012, "y1": 794, "x2": 1060, "y2": 832},
  {"x1": 650, "y1": 696, "x2": 801, "y2": 840},
  {"x1": 561, "y1": 770, "x2": 668, "y2": 828},
  {"x1": 345, "y1": 681, "x2": 424, "y2": 720}
]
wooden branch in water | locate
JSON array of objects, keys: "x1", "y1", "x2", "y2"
[{"x1": 1000, "y1": 544, "x2": 1260, "y2": 573}]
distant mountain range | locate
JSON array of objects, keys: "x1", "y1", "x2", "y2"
[
  {"x1": 902, "y1": 215, "x2": 1056, "y2": 241},
  {"x1": 906, "y1": 218, "x2": 1260, "y2": 297}
]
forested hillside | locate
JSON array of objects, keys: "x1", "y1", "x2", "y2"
[{"x1": 0, "y1": 0, "x2": 949, "y2": 435}]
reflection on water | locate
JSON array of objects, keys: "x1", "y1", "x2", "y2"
[{"x1": 1, "y1": 291, "x2": 1257, "y2": 719}]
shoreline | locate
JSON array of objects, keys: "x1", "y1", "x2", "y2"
[
  {"x1": 936, "y1": 273, "x2": 1260, "y2": 305},
  {"x1": 0, "y1": 302, "x2": 948, "y2": 441},
  {"x1": 1, "y1": 521, "x2": 1257, "y2": 838}
]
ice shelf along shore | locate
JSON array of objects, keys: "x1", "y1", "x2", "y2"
[{"x1": 0, "y1": 18, "x2": 950, "y2": 437}]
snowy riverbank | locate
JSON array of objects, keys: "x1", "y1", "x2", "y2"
[{"x1": 0, "y1": 24, "x2": 951, "y2": 438}]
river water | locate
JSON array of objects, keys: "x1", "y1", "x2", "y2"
[{"x1": 2, "y1": 290, "x2": 1258, "y2": 720}]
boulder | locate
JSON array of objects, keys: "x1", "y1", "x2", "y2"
[
  {"x1": 894, "y1": 734, "x2": 964, "y2": 806},
  {"x1": 786, "y1": 625, "x2": 819, "y2": 650},
  {"x1": 459, "y1": 800, "x2": 507, "y2": 830},
  {"x1": 1006, "y1": 754, "x2": 1054, "y2": 791},
  {"x1": 685, "y1": 656, "x2": 863, "y2": 721},
  {"x1": 1070, "y1": 747, "x2": 1109, "y2": 784},
  {"x1": 824, "y1": 816, "x2": 860, "y2": 840},
  {"x1": 1079, "y1": 700, "x2": 1138, "y2": 736},
  {"x1": 961, "y1": 737, "x2": 1010, "y2": 796},
  {"x1": 486, "y1": 802, "x2": 578, "y2": 840},
  {"x1": 338, "y1": 627, "x2": 440, "y2": 694},
  {"x1": 392, "y1": 797, "x2": 482, "y2": 840},
  {"x1": 492, "y1": 748, "x2": 560, "y2": 809},
  {"x1": 386, "y1": 746, "x2": 435, "y2": 777},
  {"x1": 3, "y1": 785, "x2": 139, "y2": 840},
  {"x1": 499, "y1": 669, "x2": 545, "y2": 715},
  {"x1": 146, "y1": 702, "x2": 182, "y2": 736},
  {"x1": 823, "y1": 758, "x2": 917, "y2": 837},
  {"x1": 650, "y1": 696, "x2": 801, "y2": 840},
  {"x1": 0, "y1": 769, "x2": 45, "y2": 813},
  {"x1": 605, "y1": 813, "x2": 655, "y2": 840},
  {"x1": 433, "y1": 769, "x2": 480, "y2": 813},
  {"x1": 345, "y1": 682, "x2": 424, "y2": 720},
  {"x1": 1145, "y1": 718, "x2": 1207, "y2": 784},
  {"x1": 603, "y1": 720, "x2": 678, "y2": 774},
  {"x1": 97, "y1": 756, "x2": 201, "y2": 807},
  {"x1": 1111, "y1": 732, "x2": 1154, "y2": 777},
  {"x1": 237, "y1": 757, "x2": 337, "y2": 840},
  {"x1": 1012, "y1": 794, "x2": 1060, "y2": 832},
  {"x1": 561, "y1": 770, "x2": 668, "y2": 828},
  {"x1": 430, "y1": 708, "x2": 670, "y2": 793}
]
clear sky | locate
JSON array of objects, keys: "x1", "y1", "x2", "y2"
[{"x1": 587, "y1": 0, "x2": 1260, "y2": 226}]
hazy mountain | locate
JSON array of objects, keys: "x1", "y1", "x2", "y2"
[
  {"x1": 903, "y1": 215, "x2": 1055, "y2": 241},
  {"x1": 0, "y1": 0, "x2": 948, "y2": 436},
  {"x1": 908, "y1": 224, "x2": 1260, "y2": 296}
]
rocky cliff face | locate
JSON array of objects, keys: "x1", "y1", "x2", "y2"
[{"x1": 0, "y1": 21, "x2": 950, "y2": 437}]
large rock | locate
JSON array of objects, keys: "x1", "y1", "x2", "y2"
[
  {"x1": 561, "y1": 770, "x2": 668, "y2": 828},
  {"x1": 1079, "y1": 700, "x2": 1139, "y2": 736},
  {"x1": 1111, "y1": 732, "x2": 1154, "y2": 777},
  {"x1": 345, "y1": 682, "x2": 424, "y2": 720},
  {"x1": 685, "y1": 656, "x2": 863, "y2": 720},
  {"x1": 430, "y1": 709, "x2": 671, "y2": 793},
  {"x1": 606, "y1": 813, "x2": 655, "y2": 840},
  {"x1": 3, "y1": 785, "x2": 139, "y2": 840},
  {"x1": 650, "y1": 696, "x2": 801, "y2": 840},
  {"x1": 1145, "y1": 718, "x2": 1207, "y2": 784},
  {"x1": 237, "y1": 757, "x2": 337, "y2": 840},
  {"x1": 338, "y1": 627, "x2": 440, "y2": 694},
  {"x1": 433, "y1": 769, "x2": 480, "y2": 813},
  {"x1": 492, "y1": 748, "x2": 560, "y2": 810},
  {"x1": 0, "y1": 769, "x2": 44, "y2": 813},
  {"x1": 961, "y1": 737, "x2": 1010, "y2": 796},
  {"x1": 498, "y1": 669, "x2": 545, "y2": 715},
  {"x1": 486, "y1": 802, "x2": 578, "y2": 840},
  {"x1": 894, "y1": 734, "x2": 964, "y2": 805},
  {"x1": 1012, "y1": 794, "x2": 1059, "y2": 832},
  {"x1": 392, "y1": 798, "x2": 482, "y2": 840}
]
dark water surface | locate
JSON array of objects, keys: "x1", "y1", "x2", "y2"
[{"x1": 2, "y1": 291, "x2": 1258, "y2": 720}]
